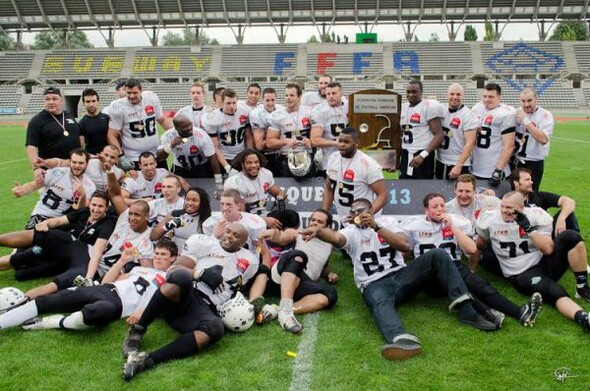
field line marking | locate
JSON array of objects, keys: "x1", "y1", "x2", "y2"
[
  {"x1": 288, "y1": 312, "x2": 320, "y2": 391},
  {"x1": 0, "y1": 158, "x2": 27, "y2": 166},
  {"x1": 552, "y1": 136, "x2": 590, "y2": 144}
]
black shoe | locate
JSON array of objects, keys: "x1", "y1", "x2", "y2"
[
  {"x1": 576, "y1": 286, "x2": 590, "y2": 303},
  {"x1": 122, "y1": 324, "x2": 146, "y2": 358},
  {"x1": 484, "y1": 309, "x2": 505, "y2": 329},
  {"x1": 459, "y1": 313, "x2": 497, "y2": 331},
  {"x1": 381, "y1": 334, "x2": 422, "y2": 361},
  {"x1": 519, "y1": 292, "x2": 543, "y2": 327},
  {"x1": 122, "y1": 351, "x2": 153, "y2": 381}
]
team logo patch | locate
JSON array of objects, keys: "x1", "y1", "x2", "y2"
[
  {"x1": 189, "y1": 145, "x2": 199, "y2": 154},
  {"x1": 145, "y1": 105, "x2": 155, "y2": 116},
  {"x1": 442, "y1": 226, "x2": 454, "y2": 240},
  {"x1": 263, "y1": 182, "x2": 269, "y2": 192},
  {"x1": 410, "y1": 113, "x2": 421, "y2": 124},
  {"x1": 484, "y1": 115, "x2": 493, "y2": 125},
  {"x1": 474, "y1": 209, "x2": 482, "y2": 219},
  {"x1": 154, "y1": 273, "x2": 166, "y2": 287},
  {"x1": 343, "y1": 169, "x2": 355, "y2": 182},
  {"x1": 450, "y1": 117, "x2": 461, "y2": 128},
  {"x1": 154, "y1": 183, "x2": 162, "y2": 193},
  {"x1": 236, "y1": 258, "x2": 250, "y2": 272},
  {"x1": 377, "y1": 234, "x2": 386, "y2": 245},
  {"x1": 302, "y1": 117, "x2": 311, "y2": 128},
  {"x1": 239, "y1": 114, "x2": 248, "y2": 125},
  {"x1": 519, "y1": 226, "x2": 529, "y2": 238},
  {"x1": 120, "y1": 241, "x2": 133, "y2": 252}
]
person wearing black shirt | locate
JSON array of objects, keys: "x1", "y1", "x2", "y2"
[
  {"x1": 0, "y1": 191, "x2": 115, "y2": 299},
  {"x1": 79, "y1": 88, "x2": 110, "y2": 155},
  {"x1": 26, "y1": 86, "x2": 82, "y2": 166}
]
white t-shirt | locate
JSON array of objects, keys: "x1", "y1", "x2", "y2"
[{"x1": 437, "y1": 104, "x2": 480, "y2": 166}]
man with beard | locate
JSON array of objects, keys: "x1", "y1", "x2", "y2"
[
  {"x1": 302, "y1": 75, "x2": 332, "y2": 108},
  {"x1": 79, "y1": 88, "x2": 111, "y2": 155}
]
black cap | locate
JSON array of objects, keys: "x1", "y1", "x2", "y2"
[
  {"x1": 115, "y1": 79, "x2": 128, "y2": 90},
  {"x1": 43, "y1": 86, "x2": 62, "y2": 96}
]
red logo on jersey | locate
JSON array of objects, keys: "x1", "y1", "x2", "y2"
[
  {"x1": 154, "y1": 273, "x2": 166, "y2": 287},
  {"x1": 450, "y1": 117, "x2": 461, "y2": 128},
  {"x1": 410, "y1": 113, "x2": 421, "y2": 124},
  {"x1": 145, "y1": 105, "x2": 155, "y2": 116},
  {"x1": 237, "y1": 258, "x2": 250, "y2": 272},
  {"x1": 189, "y1": 145, "x2": 199, "y2": 154},
  {"x1": 474, "y1": 209, "x2": 481, "y2": 219},
  {"x1": 302, "y1": 117, "x2": 311, "y2": 128},
  {"x1": 442, "y1": 226, "x2": 454, "y2": 240},
  {"x1": 519, "y1": 227, "x2": 529, "y2": 238},
  {"x1": 484, "y1": 115, "x2": 493, "y2": 125},
  {"x1": 120, "y1": 241, "x2": 133, "y2": 252},
  {"x1": 343, "y1": 169, "x2": 355, "y2": 182},
  {"x1": 239, "y1": 115, "x2": 248, "y2": 125},
  {"x1": 154, "y1": 182, "x2": 162, "y2": 194},
  {"x1": 263, "y1": 182, "x2": 269, "y2": 192},
  {"x1": 377, "y1": 234, "x2": 386, "y2": 245}
]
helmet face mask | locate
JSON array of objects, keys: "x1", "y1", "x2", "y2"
[
  {"x1": 0, "y1": 287, "x2": 28, "y2": 314},
  {"x1": 217, "y1": 292, "x2": 255, "y2": 332}
]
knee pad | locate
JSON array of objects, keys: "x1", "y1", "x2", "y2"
[
  {"x1": 528, "y1": 277, "x2": 568, "y2": 305},
  {"x1": 82, "y1": 301, "x2": 120, "y2": 326},
  {"x1": 278, "y1": 250, "x2": 308, "y2": 277},
  {"x1": 167, "y1": 269, "x2": 194, "y2": 295},
  {"x1": 256, "y1": 264, "x2": 271, "y2": 279},
  {"x1": 322, "y1": 285, "x2": 338, "y2": 309},
  {"x1": 556, "y1": 229, "x2": 583, "y2": 248},
  {"x1": 199, "y1": 316, "x2": 224, "y2": 343}
]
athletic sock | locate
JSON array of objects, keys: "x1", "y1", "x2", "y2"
[
  {"x1": 0, "y1": 301, "x2": 38, "y2": 329},
  {"x1": 62, "y1": 311, "x2": 89, "y2": 330},
  {"x1": 574, "y1": 272, "x2": 588, "y2": 289},
  {"x1": 279, "y1": 298, "x2": 294, "y2": 316},
  {"x1": 149, "y1": 332, "x2": 199, "y2": 365},
  {"x1": 574, "y1": 310, "x2": 588, "y2": 327}
]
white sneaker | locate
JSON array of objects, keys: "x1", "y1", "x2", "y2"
[
  {"x1": 257, "y1": 304, "x2": 279, "y2": 325},
  {"x1": 22, "y1": 314, "x2": 65, "y2": 330},
  {"x1": 278, "y1": 312, "x2": 303, "y2": 334}
]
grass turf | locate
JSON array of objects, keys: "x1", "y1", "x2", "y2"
[{"x1": 0, "y1": 120, "x2": 589, "y2": 390}]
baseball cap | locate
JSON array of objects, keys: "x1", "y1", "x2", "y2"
[{"x1": 43, "y1": 86, "x2": 62, "y2": 96}]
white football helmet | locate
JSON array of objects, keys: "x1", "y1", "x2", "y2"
[
  {"x1": 287, "y1": 147, "x2": 313, "y2": 177},
  {"x1": 217, "y1": 292, "x2": 255, "y2": 332},
  {"x1": 0, "y1": 287, "x2": 28, "y2": 314}
]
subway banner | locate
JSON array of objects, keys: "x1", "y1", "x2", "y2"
[{"x1": 185, "y1": 178, "x2": 506, "y2": 228}]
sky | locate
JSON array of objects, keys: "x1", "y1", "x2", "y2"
[{"x1": 19, "y1": 21, "x2": 552, "y2": 47}]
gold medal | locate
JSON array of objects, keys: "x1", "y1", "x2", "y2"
[
  {"x1": 136, "y1": 124, "x2": 144, "y2": 131},
  {"x1": 335, "y1": 126, "x2": 342, "y2": 133},
  {"x1": 259, "y1": 200, "x2": 265, "y2": 208},
  {"x1": 182, "y1": 138, "x2": 188, "y2": 143},
  {"x1": 338, "y1": 182, "x2": 344, "y2": 189},
  {"x1": 63, "y1": 130, "x2": 69, "y2": 137},
  {"x1": 225, "y1": 134, "x2": 231, "y2": 143},
  {"x1": 354, "y1": 216, "x2": 362, "y2": 225},
  {"x1": 295, "y1": 129, "x2": 300, "y2": 137}
]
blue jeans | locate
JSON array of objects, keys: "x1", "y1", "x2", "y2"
[{"x1": 362, "y1": 248, "x2": 471, "y2": 343}]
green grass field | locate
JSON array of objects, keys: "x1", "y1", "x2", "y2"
[{"x1": 0, "y1": 121, "x2": 589, "y2": 390}]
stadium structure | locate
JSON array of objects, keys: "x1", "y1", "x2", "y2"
[{"x1": 0, "y1": 0, "x2": 589, "y2": 115}]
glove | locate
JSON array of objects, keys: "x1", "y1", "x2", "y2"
[
  {"x1": 514, "y1": 210, "x2": 534, "y2": 233},
  {"x1": 489, "y1": 169, "x2": 503, "y2": 187},
  {"x1": 196, "y1": 265, "x2": 224, "y2": 290},
  {"x1": 164, "y1": 217, "x2": 182, "y2": 231},
  {"x1": 274, "y1": 197, "x2": 286, "y2": 213},
  {"x1": 118, "y1": 155, "x2": 135, "y2": 171}
]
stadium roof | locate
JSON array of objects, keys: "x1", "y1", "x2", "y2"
[{"x1": 1, "y1": 0, "x2": 588, "y2": 32}]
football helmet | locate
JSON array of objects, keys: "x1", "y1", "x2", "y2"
[
  {"x1": 0, "y1": 287, "x2": 28, "y2": 314},
  {"x1": 287, "y1": 147, "x2": 313, "y2": 177},
  {"x1": 217, "y1": 292, "x2": 255, "y2": 332}
]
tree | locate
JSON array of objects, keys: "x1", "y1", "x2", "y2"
[
  {"x1": 428, "y1": 33, "x2": 440, "y2": 42},
  {"x1": 549, "y1": 21, "x2": 588, "y2": 41},
  {"x1": 0, "y1": 32, "x2": 15, "y2": 51},
  {"x1": 160, "y1": 28, "x2": 218, "y2": 46},
  {"x1": 464, "y1": 25, "x2": 478, "y2": 41},
  {"x1": 484, "y1": 22, "x2": 495, "y2": 41},
  {"x1": 307, "y1": 35, "x2": 319, "y2": 43},
  {"x1": 32, "y1": 30, "x2": 93, "y2": 49}
]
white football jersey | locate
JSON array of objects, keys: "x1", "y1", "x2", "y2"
[
  {"x1": 267, "y1": 106, "x2": 313, "y2": 155},
  {"x1": 98, "y1": 210, "x2": 154, "y2": 277},
  {"x1": 402, "y1": 214, "x2": 472, "y2": 262},
  {"x1": 475, "y1": 207, "x2": 553, "y2": 277},
  {"x1": 114, "y1": 266, "x2": 167, "y2": 317},
  {"x1": 31, "y1": 167, "x2": 96, "y2": 218},
  {"x1": 437, "y1": 104, "x2": 480, "y2": 166},
  {"x1": 340, "y1": 216, "x2": 407, "y2": 291},
  {"x1": 167, "y1": 210, "x2": 203, "y2": 249},
  {"x1": 301, "y1": 91, "x2": 325, "y2": 108},
  {"x1": 516, "y1": 105, "x2": 553, "y2": 162},
  {"x1": 224, "y1": 168, "x2": 275, "y2": 215},
  {"x1": 249, "y1": 104, "x2": 285, "y2": 130},
  {"x1": 175, "y1": 105, "x2": 208, "y2": 128},
  {"x1": 295, "y1": 236, "x2": 332, "y2": 281},
  {"x1": 160, "y1": 127, "x2": 215, "y2": 169},
  {"x1": 400, "y1": 99, "x2": 443, "y2": 153},
  {"x1": 446, "y1": 194, "x2": 501, "y2": 227},
  {"x1": 148, "y1": 197, "x2": 185, "y2": 226},
  {"x1": 121, "y1": 168, "x2": 169, "y2": 199},
  {"x1": 471, "y1": 102, "x2": 516, "y2": 178},
  {"x1": 202, "y1": 212, "x2": 266, "y2": 257},
  {"x1": 183, "y1": 234, "x2": 259, "y2": 306},
  {"x1": 107, "y1": 91, "x2": 164, "y2": 160},
  {"x1": 311, "y1": 100, "x2": 349, "y2": 168},
  {"x1": 202, "y1": 107, "x2": 251, "y2": 160},
  {"x1": 84, "y1": 159, "x2": 124, "y2": 192},
  {"x1": 325, "y1": 150, "x2": 384, "y2": 219}
]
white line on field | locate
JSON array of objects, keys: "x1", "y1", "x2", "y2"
[
  {"x1": 0, "y1": 158, "x2": 27, "y2": 166},
  {"x1": 288, "y1": 312, "x2": 320, "y2": 391},
  {"x1": 552, "y1": 136, "x2": 590, "y2": 144}
]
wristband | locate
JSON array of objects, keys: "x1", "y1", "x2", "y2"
[
  {"x1": 163, "y1": 144, "x2": 173, "y2": 154},
  {"x1": 373, "y1": 224, "x2": 382, "y2": 232},
  {"x1": 523, "y1": 117, "x2": 531, "y2": 126},
  {"x1": 224, "y1": 164, "x2": 232, "y2": 173},
  {"x1": 419, "y1": 150, "x2": 429, "y2": 159},
  {"x1": 214, "y1": 174, "x2": 223, "y2": 184}
]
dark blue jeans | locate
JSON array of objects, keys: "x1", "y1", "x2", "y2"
[{"x1": 362, "y1": 248, "x2": 471, "y2": 343}]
